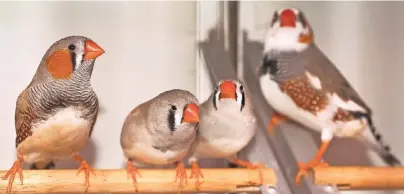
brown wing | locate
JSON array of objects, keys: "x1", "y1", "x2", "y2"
[
  {"x1": 300, "y1": 44, "x2": 372, "y2": 114},
  {"x1": 14, "y1": 89, "x2": 36, "y2": 148}
]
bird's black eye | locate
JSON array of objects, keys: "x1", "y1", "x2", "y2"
[
  {"x1": 68, "y1": 44, "x2": 76, "y2": 51},
  {"x1": 171, "y1": 105, "x2": 177, "y2": 111},
  {"x1": 240, "y1": 85, "x2": 244, "y2": 91}
]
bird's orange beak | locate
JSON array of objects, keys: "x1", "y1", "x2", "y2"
[
  {"x1": 182, "y1": 103, "x2": 200, "y2": 124},
  {"x1": 84, "y1": 40, "x2": 105, "y2": 60},
  {"x1": 280, "y1": 9, "x2": 296, "y2": 27},
  {"x1": 219, "y1": 80, "x2": 236, "y2": 100}
]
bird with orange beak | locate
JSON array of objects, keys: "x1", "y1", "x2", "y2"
[
  {"x1": 257, "y1": 8, "x2": 401, "y2": 185},
  {"x1": 3, "y1": 36, "x2": 105, "y2": 193},
  {"x1": 187, "y1": 79, "x2": 260, "y2": 190},
  {"x1": 120, "y1": 89, "x2": 200, "y2": 193}
]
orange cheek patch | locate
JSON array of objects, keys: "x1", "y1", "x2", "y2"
[
  {"x1": 299, "y1": 25, "x2": 314, "y2": 44},
  {"x1": 46, "y1": 50, "x2": 73, "y2": 79},
  {"x1": 299, "y1": 33, "x2": 313, "y2": 44}
]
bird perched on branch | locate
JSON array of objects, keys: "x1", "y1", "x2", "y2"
[
  {"x1": 257, "y1": 8, "x2": 401, "y2": 184},
  {"x1": 187, "y1": 79, "x2": 261, "y2": 190},
  {"x1": 3, "y1": 36, "x2": 105, "y2": 193},
  {"x1": 120, "y1": 89, "x2": 200, "y2": 193}
]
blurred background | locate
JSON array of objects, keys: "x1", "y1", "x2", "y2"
[{"x1": 0, "y1": 1, "x2": 403, "y2": 194}]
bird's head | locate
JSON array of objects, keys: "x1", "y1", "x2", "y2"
[
  {"x1": 42, "y1": 36, "x2": 105, "y2": 80},
  {"x1": 150, "y1": 89, "x2": 200, "y2": 138},
  {"x1": 264, "y1": 8, "x2": 313, "y2": 53},
  {"x1": 212, "y1": 79, "x2": 246, "y2": 112}
]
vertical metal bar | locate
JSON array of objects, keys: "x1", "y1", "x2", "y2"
[{"x1": 227, "y1": 1, "x2": 239, "y2": 72}]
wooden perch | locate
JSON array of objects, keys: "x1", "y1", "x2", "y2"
[
  {"x1": 0, "y1": 168, "x2": 275, "y2": 193},
  {"x1": 314, "y1": 166, "x2": 404, "y2": 190}
]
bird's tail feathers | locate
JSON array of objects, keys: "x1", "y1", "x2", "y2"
[
  {"x1": 380, "y1": 151, "x2": 401, "y2": 166},
  {"x1": 351, "y1": 111, "x2": 401, "y2": 166},
  {"x1": 358, "y1": 124, "x2": 401, "y2": 166},
  {"x1": 368, "y1": 125, "x2": 401, "y2": 166}
]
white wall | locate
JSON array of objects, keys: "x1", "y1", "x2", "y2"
[
  {"x1": 0, "y1": 1, "x2": 198, "y2": 169},
  {"x1": 240, "y1": 1, "x2": 404, "y2": 194}
]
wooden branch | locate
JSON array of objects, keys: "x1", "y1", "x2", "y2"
[
  {"x1": 314, "y1": 166, "x2": 404, "y2": 190},
  {"x1": 0, "y1": 168, "x2": 275, "y2": 193}
]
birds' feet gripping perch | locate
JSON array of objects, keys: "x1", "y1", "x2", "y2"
[
  {"x1": 231, "y1": 159, "x2": 266, "y2": 185},
  {"x1": 2, "y1": 154, "x2": 24, "y2": 194},
  {"x1": 189, "y1": 161, "x2": 204, "y2": 191},
  {"x1": 73, "y1": 154, "x2": 95, "y2": 192},
  {"x1": 295, "y1": 141, "x2": 331, "y2": 185},
  {"x1": 174, "y1": 161, "x2": 188, "y2": 194},
  {"x1": 126, "y1": 160, "x2": 141, "y2": 192},
  {"x1": 268, "y1": 112, "x2": 287, "y2": 135}
]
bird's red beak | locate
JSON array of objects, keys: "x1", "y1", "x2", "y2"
[
  {"x1": 182, "y1": 103, "x2": 200, "y2": 124},
  {"x1": 84, "y1": 40, "x2": 105, "y2": 60},
  {"x1": 219, "y1": 80, "x2": 236, "y2": 100},
  {"x1": 280, "y1": 9, "x2": 296, "y2": 27}
]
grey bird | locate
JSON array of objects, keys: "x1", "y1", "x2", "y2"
[
  {"x1": 3, "y1": 36, "x2": 105, "y2": 193},
  {"x1": 120, "y1": 89, "x2": 200, "y2": 193},
  {"x1": 257, "y1": 8, "x2": 401, "y2": 184},
  {"x1": 187, "y1": 79, "x2": 262, "y2": 190}
]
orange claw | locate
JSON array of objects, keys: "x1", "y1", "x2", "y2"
[
  {"x1": 268, "y1": 112, "x2": 287, "y2": 135},
  {"x1": 126, "y1": 160, "x2": 142, "y2": 192},
  {"x1": 73, "y1": 154, "x2": 95, "y2": 192},
  {"x1": 2, "y1": 154, "x2": 24, "y2": 194},
  {"x1": 174, "y1": 161, "x2": 187, "y2": 194},
  {"x1": 232, "y1": 159, "x2": 266, "y2": 185},
  {"x1": 189, "y1": 161, "x2": 204, "y2": 190},
  {"x1": 296, "y1": 160, "x2": 329, "y2": 185},
  {"x1": 295, "y1": 141, "x2": 331, "y2": 185}
]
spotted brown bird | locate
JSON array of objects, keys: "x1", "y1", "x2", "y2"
[
  {"x1": 187, "y1": 79, "x2": 261, "y2": 190},
  {"x1": 257, "y1": 8, "x2": 401, "y2": 184},
  {"x1": 3, "y1": 36, "x2": 105, "y2": 193},
  {"x1": 120, "y1": 89, "x2": 200, "y2": 193}
]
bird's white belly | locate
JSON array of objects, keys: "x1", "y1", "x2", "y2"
[
  {"x1": 196, "y1": 138, "x2": 247, "y2": 159},
  {"x1": 195, "y1": 112, "x2": 255, "y2": 159},
  {"x1": 259, "y1": 75, "x2": 325, "y2": 132},
  {"x1": 17, "y1": 107, "x2": 91, "y2": 164},
  {"x1": 125, "y1": 142, "x2": 188, "y2": 166}
]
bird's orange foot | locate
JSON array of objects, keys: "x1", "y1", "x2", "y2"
[
  {"x1": 174, "y1": 162, "x2": 187, "y2": 194},
  {"x1": 268, "y1": 112, "x2": 287, "y2": 135},
  {"x1": 73, "y1": 155, "x2": 95, "y2": 192},
  {"x1": 2, "y1": 157, "x2": 23, "y2": 194},
  {"x1": 232, "y1": 159, "x2": 266, "y2": 185},
  {"x1": 127, "y1": 161, "x2": 141, "y2": 192},
  {"x1": 295, "y1": 160, "x2": 329, "y2": 185},
  {"x1": 189, "y1": 161, "x2": 204, "y2": 191}
]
